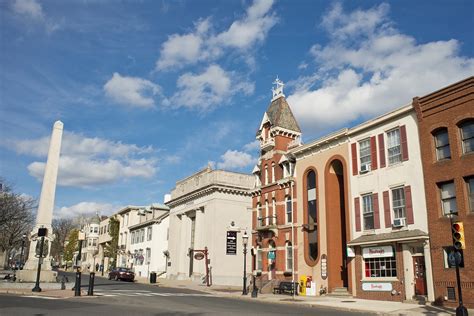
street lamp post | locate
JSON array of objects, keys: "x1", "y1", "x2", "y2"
[
  {"x1": 242, "y1": 231, "x2": 249, "y2": 295},
  {"x1": 20, "y1": 234, "x2": 27, "y2": 269}
]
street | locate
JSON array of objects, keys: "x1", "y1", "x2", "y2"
[{"x1": 0, "y1": 271, "x2": 375, "y2": 315}]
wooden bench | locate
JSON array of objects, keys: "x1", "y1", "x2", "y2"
[{"x1": 273, "y1": 281, "x2": 299, "y2": 295}]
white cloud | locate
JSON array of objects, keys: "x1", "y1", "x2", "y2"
[
  {"x1": 211, "y1": 140, "x2": 259, "y2": 171},
  {"x1": 6, "y1": 132, "x2": 157, "y2": 188},
  {"x1": 11, "y1": 0, "x2": 59, "y2": 33},
  {"x1": 243, "y1": 140, "x2": 260, "y2": 153},
  {"x1": 288, "y1": 3, "x2": 474, "y2": 136},
  {"x1": 212, "y1": 0, "x2": 277, "y2": 50},
  {"x1": 104, "y1": 72, "x2": 161, "y2": 108},
  {"x1": 10, "y1": 131, "x2": 152, "y2": 158},
  {"x1": 216, "y1": 150, "x2": 256, "y2": 170},
  {"x1": 156, "y1": 19, "x2": 210, "y2": 70},
  {"x1": 55, "y1": 202, "x2": 117, "y2": 219},
  {"x1": 155, "y1": 0, "x2": 277, "y2": 70},
  {"x1": 165, "y1": 64, "x2": 254, "y2": 110}
]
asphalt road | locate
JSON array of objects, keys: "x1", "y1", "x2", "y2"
[{"x1": 0, "y1": 271, "x2": 375, "y2": 316}]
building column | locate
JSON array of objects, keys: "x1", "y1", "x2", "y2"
[{"x1": 423, "y1": 240, "x2": 435, "y2": 302}]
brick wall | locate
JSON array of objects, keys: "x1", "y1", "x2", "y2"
[{"x1": 413, "y1": 76, "x2": 474, "y2": 308}]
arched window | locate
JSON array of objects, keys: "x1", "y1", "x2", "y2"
[
  {"x1": 459, "y1": 119, "x2": 474, "y2": 154},
  {"x1": 265, "y1": 200, "x2": 269, "y2": 226},
  {"x1": 285, "y1": 195, "x2": 292, "y2": 223},
  {"x1": 433, "y1": 128, "x2": 450, "y2": 160},
  {"x1": 285, "y1": 241, "x2": 293, "y2": 271},
  {"x1": 256, "y1": 202, "x2": 262, "y2": 227},
  {"x1": 256, "y1": 246, "x2": 262, "y2": 270},
  {"x1": 306, "y1": 170, "x2": 318, "y2": 262},
  {"x1": 271, "y1": 162, "x2": 276, "y2": 183},
  {"x1": 264, "y1": 165, "x2": 269, "y2": 185},
  {"x1": 271, "y1": 198, "x2": 276, "y2": 225}
]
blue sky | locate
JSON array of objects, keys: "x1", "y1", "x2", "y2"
[{"x1": 1, "y1": 0, "x2": 473, "y2": 219}]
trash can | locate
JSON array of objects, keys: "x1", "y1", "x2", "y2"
[{"x1": 150, "y1": 272, "x2": 157, "y2": 283}]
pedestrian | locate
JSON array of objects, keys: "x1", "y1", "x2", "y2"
[
  {"x1": 96, "y1": 263, "x2": 99, "y2": 271},
  {"x1": 99, "y1": 264, "x2": 103, "y2": 272}
]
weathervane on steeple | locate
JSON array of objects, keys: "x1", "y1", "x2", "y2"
[{"x1": 272, "y1": 76, "x2": 285, "y2": 101}]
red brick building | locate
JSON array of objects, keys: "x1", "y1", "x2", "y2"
[
  {"x1": 413, "y1": 76, "x2": 474, "y2": 308},
  {"x1": 251, "y1": 79, "x2": 301, "y2": 290}
]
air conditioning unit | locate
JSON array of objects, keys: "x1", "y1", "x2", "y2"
[
  {"x1": 393, "y1": 217, "x2": 406, "y2": 228},
  {"x1": 360, "y1": 164, "x2": 371, "y2": 174}
]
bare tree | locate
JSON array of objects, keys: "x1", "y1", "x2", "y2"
[
  {"x1": 0, "y1": 179, "x2": 35, "y2": 269},
  {"x1": 51, "y1": 218, "x2": 76, "y2": 264}
]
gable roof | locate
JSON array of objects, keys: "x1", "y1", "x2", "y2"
[{"x1": 259, "y1": 96, "x2": 301, "y2": 133}]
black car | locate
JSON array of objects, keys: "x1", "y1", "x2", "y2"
[{"x1": 108, "y1": 267, "x2": 135, "y2": 281}]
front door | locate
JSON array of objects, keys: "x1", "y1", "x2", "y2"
[{"x1": 413, "y1": 256, "x2": 427, "y2": 296}]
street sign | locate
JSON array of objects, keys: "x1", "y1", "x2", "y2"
[
  {"x1": 226, "y1": 231, "x2": 237, "y2": 255},
  {"x1": 447, "y1": 248, "x2": 464, "y2": 268}
]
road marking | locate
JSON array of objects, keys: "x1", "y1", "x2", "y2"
[
  {"x1": 23, "y1": 296, "x2": 60, "y2": 300},
  {"x1": 94, "y1": 291, "x2": 213, "y2": 298}
]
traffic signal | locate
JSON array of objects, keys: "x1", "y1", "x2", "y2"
[{"x1": 452, "y1": 221, "x2": 465, "y2": 250}]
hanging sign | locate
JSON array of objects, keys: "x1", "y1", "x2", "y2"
[
  {"x1": 194, "y1": 252, "x2": 204, "y2": 260},
  {"x1": 321, "y1": 254, "x2": 328, "y2": 280},
  {"x1": 362, "y1": 282, "x2": 393, "y2": 292},
  {"x1": 362, "y1": 246, "x2": 394, "y2": 258},
  {"x1": 226, "y1": 231, "x2": 237, "y2": 255}
]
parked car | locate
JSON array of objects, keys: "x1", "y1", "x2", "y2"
[{"x1": 108, "y1": 267, "x2": 135, "y2": 282}]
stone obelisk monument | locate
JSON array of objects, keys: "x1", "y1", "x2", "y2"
[{"x1": 18, "y1": 121, "x2": 63, "y2": 282}]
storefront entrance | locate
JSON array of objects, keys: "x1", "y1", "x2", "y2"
[{"x1": 413, "y1": 256, "x2": 427, "y2": 296}]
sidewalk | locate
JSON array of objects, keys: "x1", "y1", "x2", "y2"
[
  {"x1": 146, "y1": 277, "x2": 464, "y2": 316},
  {"x1": 1, "y1": 271, "x2": 470, "y2": 315}
]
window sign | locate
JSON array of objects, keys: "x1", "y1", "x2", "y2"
[{"x1": 362, "y1": 246, "x2": 394, "y2": 258}]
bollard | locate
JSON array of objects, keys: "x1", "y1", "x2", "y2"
[
  {"x1": 87, "y1": 272, "x2": 95, "y2": 296},
  {"x1": 61, "y1": 277, "x2": 66, "y2": 290},
  {"x1": 74, "y1": 271, "x2": 81, "y2": 296}
]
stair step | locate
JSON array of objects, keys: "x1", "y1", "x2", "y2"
[{"x1": 328, "y1": 287, "x2": 352, "y2": 297}]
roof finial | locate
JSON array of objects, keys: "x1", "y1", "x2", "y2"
[{"x1": 272, "y1": 77, "x2": 285, "y2": 101}]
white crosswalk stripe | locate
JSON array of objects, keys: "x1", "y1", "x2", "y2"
[
  {"x1": 23, "y1": 295, "x2": 60, "y2": 300},
  {"x1": 93, "y1": 291, "x2": 213, "y2": 298}
]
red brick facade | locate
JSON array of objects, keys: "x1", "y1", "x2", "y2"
[{"x1": 413, "y1": 76, "x2": 474, "y2": 308}]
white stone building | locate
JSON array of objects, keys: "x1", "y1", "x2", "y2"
[
  {"x1": 346, "y1": 104, "x2": 435, "y2": 302},
  {"x1": 166, "y1": 167, "x2": 254, "y2": 286},
  {"x1": 76, "y1": 214, "x2": 101, "y2": 272},
  {"x1": 128, "y1": 204, "x2": 170, "y2": 279},
  {"x1": 98, "y1": 216, "x2": 112, "y2": 273},
  {"x1": 117, "y1": 205, "x2": 144, "y2": 268}
]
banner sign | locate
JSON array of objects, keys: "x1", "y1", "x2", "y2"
[
  {"x1": 226, "y1": 231, "x2": 237, "y2": 255},
  {"x1": 362, "y1": 246, "x2": 394, "y2": 258},
  {"x1": 362, "y1": 282, "x2": 393, "y2": 292}
]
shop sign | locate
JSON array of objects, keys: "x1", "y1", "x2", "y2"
[
  {"x1": 362, "y1": 246, "x2": 394, "y2": 258},
  {"x1": 362, "y1": 282, "x2": 393, "y2": 292},
  {"x1": 321, "y1": 254, "x2": 327, "y2": 280}
]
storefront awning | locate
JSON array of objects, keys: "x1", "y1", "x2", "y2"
[{"x1": 347, "y1": 229, "x2": 428, "y2": 246}]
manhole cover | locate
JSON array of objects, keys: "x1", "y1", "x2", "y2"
[{"x1": 341, "y1": 300, "x2": 356, "y2": 303}]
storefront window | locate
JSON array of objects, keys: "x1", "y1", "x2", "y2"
[{"x1": 364, "y1": 256, "x2": 397, "y2": 278}]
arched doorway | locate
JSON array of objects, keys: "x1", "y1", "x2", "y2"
[
  {"x1": 268, "y1": 240, "x2": 276, "y2": 280},
  {"x1": 325, "y1": 158, "x2": 349, "y2": 291}
]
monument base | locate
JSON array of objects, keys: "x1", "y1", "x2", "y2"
[{"x1": 16, "y1": 269, "x2": 58, "y2": 283}]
